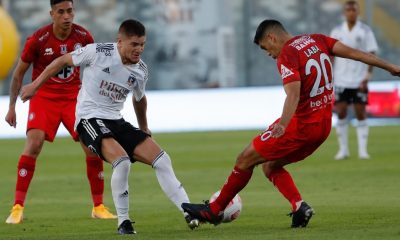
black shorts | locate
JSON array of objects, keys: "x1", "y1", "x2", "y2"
[
  {"x1": 77, "y1": 118, "x2": 150, "y2": 162},
  {"x1": 334, "y1": 87, "x2": 368, "y2": 104}
]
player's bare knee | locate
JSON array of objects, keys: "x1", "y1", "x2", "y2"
[
  {"x1": 23, "y1": 139, "x2": 44, "y2": 157},
  {"x1": 262, "y1": 161, "x2": 273, "y2": 177},
  {"x1": 235, "y1": 153, "x2": 255, "y2": 170},
  {"x1": 354, "y1": 110, "x2": 367, "y2": 120}
]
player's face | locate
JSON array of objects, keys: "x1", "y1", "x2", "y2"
[
  {"x1": 118, "y1": 35, "x2": 146, "y2": 64},
  {"x1": 344, "y1": 4, "x2": 359, "y2": 23},
  {"x1": 50, "y1": 1, "x2": 75, "y2": 30},
  {"x1": 258, "y1": 34, "x2": 280, "y2": 59}
]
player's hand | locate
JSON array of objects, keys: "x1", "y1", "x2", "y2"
[
  {"x1": 5, "y1": 108, "x2": 17, "y2": 128},
  {"x1": 389, "y1": 65, "x2": 400, "y2": 77},
  {"x1": 271, "y1": 123, "x2": 285, "y2": 138},
  {"x1": 20, "y1": 83, "x2": 37, "y2": 102}
]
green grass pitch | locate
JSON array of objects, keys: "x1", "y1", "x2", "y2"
[{"x1": 0, "y1": 126, "x2": 399, "y2": 239}]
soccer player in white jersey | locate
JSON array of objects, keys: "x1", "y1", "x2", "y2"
[
  {"x1": 20, "y1": 19, "x2": 199, "y2": 235},
  {"x1": 330, "y1": 0, "x2": 378, "y2": 160}
]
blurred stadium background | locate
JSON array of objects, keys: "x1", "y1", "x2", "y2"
[
  {"x1": 1, "y1": 1, "x2": 400, "y2": 239},
  {"x1": 1, "y1": 0, "x2": 400, "y2": 90},
  {"x1": 1, "y1": 0, "x2": 399, "y2": 137}
]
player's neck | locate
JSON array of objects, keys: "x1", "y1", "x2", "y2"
[
  {"x1": 52, "y1": 24, "x2": 72, "y2": 41},
  {"x1": 346, "y1": 21, "x2": 357, "y2": 31},
  {"x1": 282, "y1": 33, "x2": 293, "y2": 45}
]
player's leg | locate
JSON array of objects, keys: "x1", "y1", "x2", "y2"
[
  {"x1": 80, "y1": 143, "x2": 116, "y2": 219},
  {"x1": 6, "y1": 129, "x2": 45, "y2": 224},
  {"x1": 61, "y1": 99, "x2": 115, "y2": 219},
  {"x1": 261, "y1": 119, "x2": 330, "y2": 228},
  {"x1": 6, "y1": 95, "x2": 54, "y2": 224},
  {"x1": 129, "y1": 134, "x2": 199, "y2": 229},
  {"x1": 262, "y1": 159, "x2": 303, "y2": 212},
  {"x1": 261, "y1": 159, "x2": 314, "y2": 228},
  {"x1": 77, "y1": 119, "x2": 134, "y2": 234},
  {"x1": 353, "y1": 89, "x2": 369, "y2": 159},
  {"x1": 334, "y1": 88, "x2": 350, "y2": 160},
  {"x1": 100, "y1": 138, "x2": 133, "y2": 230},
  {"x1": 182, "y1": 143, "x2": 264, "y2": 225}
]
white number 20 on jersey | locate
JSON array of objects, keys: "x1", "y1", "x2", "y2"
[{"x1": 306, "y1": 53, "x2": 333, "y2": 97}]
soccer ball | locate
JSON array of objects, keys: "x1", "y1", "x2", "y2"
[{"x1": 210, "y1": 191, "x2": 242, "y2": 223}]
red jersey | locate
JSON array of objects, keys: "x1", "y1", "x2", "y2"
[
  {"x1": 277, "y1": 34, "x2": 338, "y2": 122},
  {"x1": 21, "y1": 23, "x2": 94, "y2": 99}
]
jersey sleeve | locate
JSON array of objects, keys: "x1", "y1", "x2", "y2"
[
  {"x1": 318, "y1": 34, "x2": 338, "y2": 53},
  {"x1": 277, "y1": 48, "x2": 301, "y2": 85},
  {"x1": 365, "y1": 27, "x2": 378, "y2": 52},
  {"x1": 70, "y1": 43, "x2": 97, "y2": 67},
  {"x1": 20, "y1": 35, "x2": 39, "y2": 63}
]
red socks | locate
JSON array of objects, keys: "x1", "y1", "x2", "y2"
[
  {"x1": 15, "y1": 155, "x2": 36, "y2": 206},
  {"x1": 268, "y1": 168, "x2": 302, "y2": 211},
  {"x1": 86, "y1": 156, "x2": 104, "y2": 206},
  {"x1": 14, "y1": 155, "x2": 104, "y2": 207},
  {"x1": 210, "y1": 166, "x2": 253, "y2": 215}
]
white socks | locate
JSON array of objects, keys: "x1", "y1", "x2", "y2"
[
  {"x1": 111, "y1": 156, "x2": 131, "y2": 226},
  {"x1": 336, "y1": 119, "x2": 369, "y2": 158},
  {"x1": 152, "y1": 151, "x2": 190, "y2": 214},
  {"x1": 110, "y1": 151, "x2": 190, "y2": 226},
  {"x1": 356, "y1": 120, "x2": 369, "y2": 157},
  {"x1": 336, "y1": 119, "x2": 349, "y2": 154}
]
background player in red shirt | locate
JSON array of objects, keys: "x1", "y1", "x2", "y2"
[
  {"x1": 4, "y1": 0, "x2": 115, "y2": 224},
  {"x1": 182, "y1": 19, "x2": 400, "y2": 228}
]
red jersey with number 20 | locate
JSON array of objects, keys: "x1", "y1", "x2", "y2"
[
  {"x1": 277, "y1": 34, "x2": 338, "y2": 122},
  {"x1": 21, "y1": 23, "x2": 94, "y2": 99}
]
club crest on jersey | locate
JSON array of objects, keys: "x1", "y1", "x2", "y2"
[
  {"x1": 127, "y1": 74, "x2": 136, "y2": 86},
  {"x1": 28, "y1": 112, "x2": 35, "y2": 121},
  {"x1": 280, "y1": 64, "x2": 294, "y2": 79},
  {"x1": 74, "y1": 43, "x2": 82, "y2": 50},
  {"x1": 60, "y1": 44, "x2": 68, "y2": 54}
]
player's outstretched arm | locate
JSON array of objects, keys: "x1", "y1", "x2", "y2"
[
  {"x1": 5, "y1": 59, "x2": 30, "y2": 128},
  {"x1": 332, "y1": 41, "x2": 400, "y2": 76},
  {"x1": 20, "y1": 54, "x2": 74, "y2": 102},
  {"x1": 133, "y1": 95, "x2": 151, "y2": 135}
]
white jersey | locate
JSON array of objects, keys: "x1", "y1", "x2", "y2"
[
  {"x1": 330, "y1": 21, "x2": 378, "y2": 88},
  {"x1": 70, "y1": 43, "x2": 148, "y2": 129}
]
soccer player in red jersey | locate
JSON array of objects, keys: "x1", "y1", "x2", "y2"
[
  {"x1": 4, "y1": 0, "x2": 115, "y2": 224},
  {"x1": 182, "y1": 19, "x2": 400, "y2": 228}
]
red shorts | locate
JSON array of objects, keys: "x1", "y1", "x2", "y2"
[
  {"x1": 252, "y1": 117, "x2": 331, "y2": 163},
  {"x1": 27, "y1": 95, "x2": 78, "y2": 142}
]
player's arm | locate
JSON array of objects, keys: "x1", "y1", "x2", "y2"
[
  {"x1": 272, "y1": 81, "x2": 301, "y2": 138},
  {"x1": 133, "y1": 95, "x2": 151, "y2": 135},
  {"x1": 5, "y1": 59, "x2": 31, "y2": 127},
  {"x1": 20, "y1": 54, "x2": 74, "y2": 102},
  {"x1": 332, "y1": 41, "x2": 400, "y2": 76}
]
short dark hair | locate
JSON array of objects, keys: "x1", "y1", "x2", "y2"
[
  {"x1": 119, "y1": 19, "x2": 146, "y2": 37},
  {"x1": 50, "y1": 0, "x2": 73, "y2": 7},
  {"x1": 253, "y1": 19, "x2": 287, "y2": 45},
  {"x1": 344, "y1": 0, "x2": 358, "y2": 6}
]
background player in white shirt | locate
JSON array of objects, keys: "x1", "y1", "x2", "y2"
[
  {"x1": 330, "y1": 0, "x2": 378, "y2": 160},
  {"x1": 19, "y1": 19, "x2": 199, "y2": 235}
]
